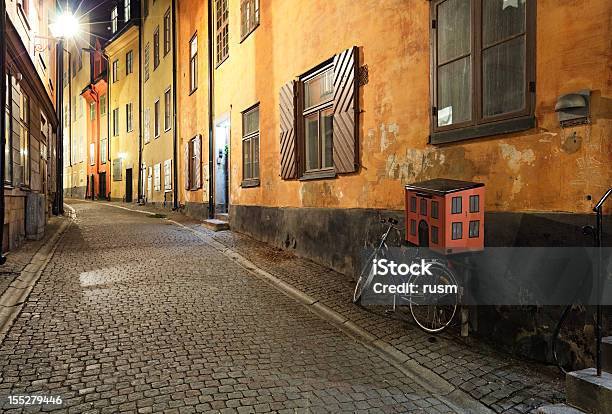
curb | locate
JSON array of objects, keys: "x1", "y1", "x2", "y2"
[
  {"x1": 0, "y1": 217, "x2": 72, "y2": 344},
  {"x1": 75, "y1": 201, "x2": 493, "y2": 413}
]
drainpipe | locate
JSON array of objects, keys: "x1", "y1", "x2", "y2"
[
  {"x1": 0, "y1": 0, "x2": 7, "y2": 264},
  {"x1": 207, "y1": 0, "x2": 214, "y2": 219},
  {"x1": 103, "y1": 51, "x2": 111, "y2": 200},
  {"x1": 57, "y1": 40, "x2": 65, "y2": 215},
  {"x1": 171, "y1": 0, "x2": 179, "y2": 210},
  {"x1": 137, "y1": 23, "x2": 143, "y2": 203}
]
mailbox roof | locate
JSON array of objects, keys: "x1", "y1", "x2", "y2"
[{"x1": 405, "y1": 178, "x2": 484, "y2": 195}]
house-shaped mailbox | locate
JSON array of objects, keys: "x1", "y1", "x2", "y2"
[{"x1": 405, "y1": 179, "x2": 485, "y2": 254}]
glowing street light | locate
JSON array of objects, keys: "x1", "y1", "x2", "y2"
[{"x1": 49, "y1": 11, "x2": 81, "y2": 39}]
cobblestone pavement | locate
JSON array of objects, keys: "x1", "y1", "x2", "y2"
[
  {"x1": 98, "y1": 201, "x2": 566, "y2": 414},
  {"x1": 0, "y1": 201, "x2": 475, "y2": 413}
]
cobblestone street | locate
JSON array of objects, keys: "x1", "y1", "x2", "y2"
[{"x1": 0, "y1": 201, "x2": 488, "y2": 413}]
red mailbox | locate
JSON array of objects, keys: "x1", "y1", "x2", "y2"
[{"x1": 405, "y1": 179, "x2": 485, "y2": 254}]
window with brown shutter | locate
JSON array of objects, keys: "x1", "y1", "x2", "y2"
[
  {"x1": 430, "y1": 0, "x2": 535, "y2": 144},
  {"x1": 277, "y1": 46, "x2": 359, "y2": 181}
]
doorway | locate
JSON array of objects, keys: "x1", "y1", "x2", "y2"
[
  {"x1": 99, "y1": 172, "x2": 107, "y2": 200},
  {"x1": 214, "y1": 117, "x2": 230, "y2": 215},
  {"x1": 125, "y1": 168, "x2": 133, "y2": 203},
  {"x1": 418, "y1": 220, "x2": 429, "y2": 247}
]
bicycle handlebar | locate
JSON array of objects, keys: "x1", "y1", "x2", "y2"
[{"x1": 380, "y1": 217, "x2": 399, "y2": 225}]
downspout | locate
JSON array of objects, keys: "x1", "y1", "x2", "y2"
[
  {"x1": 103, "y1": 51, "x2": 111, "y2": 200},
  {"x1": 207, "y1": 0, "x2": 214, "y2": 219},
  {"x1": 171, "y1": 0, "x2": 179, "y2": 210},
  {"x1": 137, "y1": 23, "x2": 143, "y2": 203},
  {"x1": 0, "y1": 0, "x2": 7, "y2": 263},
  {"x1": 67, "y1": 49, "x2": 72, "y2": 168}
]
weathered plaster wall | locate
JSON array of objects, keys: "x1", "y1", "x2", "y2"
[{"x1": 212, "y1": 0, "x2": 611, "y2": 215}]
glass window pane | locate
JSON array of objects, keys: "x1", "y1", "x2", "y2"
[
  {"x1": 320, "y1": 108, "x2": 333, "y2": 169},
  {"x1": 243, "y1": 139, "x2": 251, "y2": 179},
  {"x1": 243, "y1": 107, "x2": 259, "y2": 135},
  {"x1": 437, "y1": 57, "x2": 471, "y2": 126},
  {"x1": 437, "y1": 0, "x2": 470, "y2": 63},
  {"x1": 252, "y1": 136, "x2": 259, "y2": 178},
  {"x1": 305, "y1": 114, "x2": 319, "y2": 171},
  {"x1": 483, "y1": 36, "x2": 525, "y2": 117},
  {"x1": 483, "y1": 0, "x2": 526, "y2": 47},
  {"x1": 304, "y1": 69, "x2": 333, "y2": 109}
]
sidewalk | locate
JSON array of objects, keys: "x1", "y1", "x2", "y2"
[{"x1": 90, "y1": 200, "x2": 566, "y2": 413}]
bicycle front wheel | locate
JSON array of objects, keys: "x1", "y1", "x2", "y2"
[
  {"x1": 353, "y1": 249, "x2": 378, "y2": 303},
  {"x1": 409, "y1": 262, "x2": 459, "y2": 333}
]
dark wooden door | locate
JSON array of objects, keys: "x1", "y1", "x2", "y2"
[
  {"x1": 99, "y1": 172, "x2": 106, "y2": 199},
  {"x1": 125, "y1": 168, "x2": 133, "y2": 203}
]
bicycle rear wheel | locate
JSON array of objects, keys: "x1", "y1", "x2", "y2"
[{"x1": 409, "y1": 262, "x2": 459, "y2": 333}]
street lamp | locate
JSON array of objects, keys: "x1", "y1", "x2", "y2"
[{"x1": 48, "y1": 10, "x2": 80, "y2": 216}]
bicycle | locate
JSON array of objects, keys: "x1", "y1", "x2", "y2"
[{"x1": 353, "y1": 217, "x2": 460, "y2": 333}]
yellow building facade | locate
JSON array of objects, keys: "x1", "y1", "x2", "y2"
[
  {"x1": 105, "y1": 24, "x2": 141, "y2": 202},
  {"x1": 141, "y1": 0, "x2": 176, "y2": 206}
]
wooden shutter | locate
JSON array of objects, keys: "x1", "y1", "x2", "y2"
[
  {"x1": 184, "y1": 142, "x2": 190, "y2": 190},
  {"x1": 194, "y1": 135, "x2": 202, "y2": 189},
  {"x1": 332, "y1": 46, "x2": 359, "y2": 173},
  {"x1": 279, "y1": 80, "x2": 297, "y2": 179}
]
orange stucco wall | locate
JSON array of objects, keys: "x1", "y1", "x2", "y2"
[{"x1": 179, "y1": 0, "x2": 611, "y2": 215}]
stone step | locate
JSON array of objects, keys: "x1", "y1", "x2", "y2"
[
  {"x1": 603, "y1": 336, "x2": 612, "y2": 373},
  {"x1": 215, "y1": 213, "x2": 229, "y2": 222},
  {"x1": 566, "y1": 368, "x2": 612, "y2": 414},
  {"x1": 537, "y1": 403, "x2": 586, "y2": 414},
  {"x1": 202, "y1": 219, "x2": 230, "y2": 232}
]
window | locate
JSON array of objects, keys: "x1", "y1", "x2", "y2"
[
  {"x1": 153, "y1": 163, "x2": 161, "y2": 191},
  {"x1": 451, "y1": 196, "x2": 462, "y2": 214},
  {"x1": 469, "y1": 220, "x2": 480, "y2": 238},
  {"x1": 303, "y1": 66, "x2": 333, "y2": 174},
  {"x1": 410, "y1": 219, "x2": 416, "y2": 236},
  {"x1": 154, "y1": 99, "x2": 160, "y2": 137},
  {"x1": 90, "y1": 101, "x2": 96, "y2": 121},
  {"x1": 153, "y1": 27, "x2": 160, "y2": 69},
  {"x1": 89, "y1": 143, "x2": 95, "y2": 166},
  {"x1": 126, "y1": 50, "x2": 133, "y2": 75},
  {"x1": 469, "y1": 195, "x2": 480, "y2": 213},
  {"x1": 100, "y1": 95, "x2": 107, "y2": 116},
  {"x1": 113, "y1": 158, "x2": 122, "y2": 181},
  {"x1": 242, "y1": 104, "x2": 259, "y2": 185},
  {"x1": 215, "y1": 0, "x2": 229, "y2": 65},
  {"x1": 431, "y1": 200, "x2": 439, "y2": 219},
  {"x1": 19, "y1": 92, "x2": 30, "y2": 186},
  {"x1": 186, "y1": 136, "x2": 201, "y2": 190},
  {"x1": 420, "y1": 199, "x2": 427, "y2": 216},
  {"x1": 111, "y1": 7, "x2": 118, "y2": 33},
  {"x1": 144, "y1": 108, "x2": 150, "y2": 143},
  {"x1": 189, "y1": 34, "x2": 198, "y2": 92},
  {"x1": 432, "y1": 226, "x2": 439, "y2": 244},
  {"x1": 430, "y1": 0, "x2": 535, "y2": 144},
  {"x1": 163, "y1": 9, "x2": 171, "y2": 56},
  {"x1": 112, "y1": 59, "x2": 119, "y2": 83},
  {"x1": 124, "y1": 0, "x2": 131, "y2": 22},
  {"x1": 112, "y1": 108, "x2": 119, "y2": 136},
  {"x1": 100, "y1": 138, "x2": 107, "y2": 164},
  {"x1": 144, "y1": 42, "x2": 150, "y2": 81},
  {"x1": 164, "y1": 89, "x2": 172, "y2": 131},
  {"x1": 164, "y1": 159, "x2": 172, "y2": 190},
  {"x1": 240, "y1": 0, "x2": 260, "y2": 40},
  {"x1": 410, "y1": 196, "x2": 417, "y2": 213},
  {"x1": 126, "y1": 103, "x2": 133, "y2": 132},
  {"x1": 452, "y1": 222, "x2": 463, "y2": 240}
]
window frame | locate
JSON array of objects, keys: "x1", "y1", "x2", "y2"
[
  {"x1": 124, "y1": 0, "x2": 131, "y2": 22},
  {"x1": 111, "y1": 7, "x2": 118, "y2": 34},
  {"x1": 163, "y1": 8, "x2": 171, "y2": 57},
  {"x1": 298, "y1": 62, "x2": 335, "y2": 180},
  {"x1": 240, "y1": 0, "x2": 260, "y2": 42},
  {"x1": 189, "y1": 33, "x2": 198, "y2": 93},
  {"x1": 112, "y1": 108, "x2": 119, "y2": 136},
  {"x1": 126, "y1": 50, "x2": 133, "y2": 75},
  {"x1": 429, "y1": 0, "x2": 536, "y2": 144},
  {"x1": 126, "y1": 102, "x2": 133, "y2": 132},
  {"x1": 154, "y1": 98, "x2": 161, "y2": 138},
  {"x1": 164, "y1": 88, "x2": 172, "y2": 132},
  {"x1": 153, "y1": 27, "x2": 160, "y2": 70},
  {"x1": 112, "y1": 59, "x2": 119, "y2": 83},
  {"x1": 241, "y1": 103, "x2": 260, "y2": 187},
  {"x1": 215, "y1": 0, "x2": 229, "y2": 67}
]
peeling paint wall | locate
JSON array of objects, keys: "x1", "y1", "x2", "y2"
[{"x1": 207, "y1": 0, "x2": 611, "y2": 217}]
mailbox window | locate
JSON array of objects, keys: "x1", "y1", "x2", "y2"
[
  {"x1": 420, "y1": 199, "x2": 427, "y2": 216},
  {"x1": 452, "y1": 196, "x2": 462, "y2": 214},
  {"x1": 452, "y1": 222, "x2": 463, "y2": 240},
  {"x1": 410, "y1": 197, "x2": 417, "y2": 213},
  {"x1": 469, "y1": 195, "x2": 480, "y2": 213},
  {"x1": 410, "y1": 219, "x2": 417, "y2": 236},
  {"x1": 431, "y1": 201, "x2": 439, "y2": 219},
  {"x1": 432, "y1": 226, "x2": 439, "y2": 244},
  {"x1": 469, "y1": 220, "x2": 480, "y2": 238}
]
